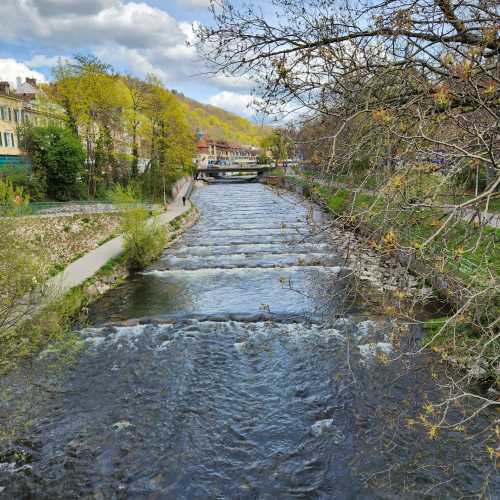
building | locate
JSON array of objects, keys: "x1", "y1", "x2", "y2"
[
  {"x1": 0, "y1": 78, "x2": 66, "y2": 173},
  {"x1": 195, "y1": 133, "x2": 260, "y2": 168},
  {"x1": 0, "y1": 81, "x2": 26, "y2": 171},
  {"x1": 14, "y1": 77, "x2": 65, "y2": 128},
  {"x1": 15, "y1": 77, "x2": 42, "y2": 102}
]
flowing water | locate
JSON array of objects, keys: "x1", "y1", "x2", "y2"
[{"x1": 1, "y1": 182, "x2": 497, "y2": 499}]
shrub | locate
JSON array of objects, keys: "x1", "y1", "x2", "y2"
[
  {"x1": 0, "y1": 177, "x2": 31, "y2": 216},
  {"x1": 107, "y1": 183, "x2": 142, "y2": 206},
  {"x1": 121, "y1": 207, "x2": 166, "y2": 270},
  {"x1": 109, "y1": 184, "x2": 166, "y2": 269}
]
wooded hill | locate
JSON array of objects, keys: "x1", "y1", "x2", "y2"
[{"x1": 175, "y1": 93, "x2": 270, "y2": 146}]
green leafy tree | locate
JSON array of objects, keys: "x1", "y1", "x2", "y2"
[
  {"x1": 51, "y1": 56, "x2": 128, "y2": 195},
  {"x1": 142, "y1": 76, "x2": 195, "y2": 202},
  {"x1": 19, "y1": 124, "x2": 85, "y2": 201}
]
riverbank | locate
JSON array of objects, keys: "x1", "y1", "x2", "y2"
[
  {"x1": 264, "y1": 175, "x2": 499, "y2": 390},
  {"x1": 0, "y1": 179, "x2": 198, "y2": 375},
  {"x1": 13, "y1": 212, "x2": 122, "y2": 279},
  {"x1": 45, "y1": 179, "x2": 194, "y2": 299}
]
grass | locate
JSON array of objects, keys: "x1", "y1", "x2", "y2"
[
  {"x1": 317, "y1": 185, "x2": 350, "y2": 213},
  {"x1": 0, "y1": 286, "x2": 88, "y2": 374},
  {"x1": 305, "y1": 178, "x2": 499, "y2": 286}
]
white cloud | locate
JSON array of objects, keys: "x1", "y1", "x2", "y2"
[
  {"x1": 0, "y1": 58, "x2": 45, "y2": 87},
  {"x1": 0, "y1": 1, "x2": 257, "y2": 117},
  {"x1": 174, "y1": 0, "x2": 211, "y2": 9},
  {"x1": 212, "y1": 74, "x2": 253, "y2": 91},
  {"x1": 0, "y1": 1, "x2": 200, "y2": 84},
  {"x1": 94, "y1": 45, "x2": 171, "y2": 82},
  {"x1": 0, "y1": 1, "x2": 186, "y2": 49},
  {"x1": 24, "y1": 54, "x2": 66, "y2": 68},
  {"x1": 208, "y1": 91, "x2": 256, "y2": 117}
]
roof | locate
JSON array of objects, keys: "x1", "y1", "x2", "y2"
[
  {"x1": 196, "y1": 134, "x2": 260, "y2": 153},
  {"x1": 196, "y1": 137, "x2": 208, "y2": 149},
  {"x1": 15, "y1": 81, "x2": 40, "y2": 95}
]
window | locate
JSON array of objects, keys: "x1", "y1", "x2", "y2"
[
  {"x1": 7, "y1": 108, "x2": 12, "y2": 121},
  {"x1": 14, "y1": 109, "x2": 21, "y2": 123},
  {"x1": 3, "y1": 132, "x2": 15, "y2": 148},
  {"x1": 0, "y1": 107, "x2": 5, "y2": 121},
  {"x1": 0, "y1": 133, "x2": 2, "y2": 147}
]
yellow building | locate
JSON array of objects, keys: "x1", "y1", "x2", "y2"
[
  {"x1": 0, "y1": 82, "x2": 25, "y2": 170},
  {"x1": 0, "y1": 79, "x2": 66, "y2": 173}
]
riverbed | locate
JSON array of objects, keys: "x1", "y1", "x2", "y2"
[{"x1": 1, "y1": 182, "x2": 497, "y2": 498}]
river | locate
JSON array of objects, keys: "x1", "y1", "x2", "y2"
[{"x1": 1, "y1": 182, "x2": 497, "y2": 498}]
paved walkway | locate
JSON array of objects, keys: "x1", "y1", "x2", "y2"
[{"x1": 44, "y1": 179, "x2": 193, "y2": 299}]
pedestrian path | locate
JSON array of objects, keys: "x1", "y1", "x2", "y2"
[{"x1": 45, "y1": 179, "x2": 193, "y2": 299}]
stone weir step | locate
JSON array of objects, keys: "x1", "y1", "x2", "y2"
[{"x1": 97, "y1": 312, "x2": 328, "y2": 328}]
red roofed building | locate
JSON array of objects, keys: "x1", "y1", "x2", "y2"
[{"x1": 195, "y1": 133, "x2": 259, "y2": 168}]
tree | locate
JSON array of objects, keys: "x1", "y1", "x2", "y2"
[
  {"x1": 51, "y1": 55, "x2": 128, "y2": 196},
  {"x1": 51, "y1": 58, "x2": 197, "y2": 198},
  {"x1": 142, "y1": 76, "x2": 195, "y2": 202},
  {"x1": 261, "y1": 130, "x2": 294, "y2": 163},
  {"x1": 123, "y1": 76, "x2": 148, "y2": 179},
  {"x1": 19, "y1": 124, "x2": 85, "y2": 201},
  {"x1": 196, "y1": 0, "x2": 499, "y2": 198}
]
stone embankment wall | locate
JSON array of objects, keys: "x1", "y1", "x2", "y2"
[{"x1": 264, "y1": 176, "x2": 462, "y2": 308}]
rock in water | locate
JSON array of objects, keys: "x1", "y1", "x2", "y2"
[
  {"x1": 310, "y1": 419, "x2": 345, "y2": 444},
  {"x1": 112, "y1": 420, "x2": 133, "y2": 431}
]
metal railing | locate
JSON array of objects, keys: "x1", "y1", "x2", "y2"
[{"x1": 1, "y1": 200, "x2": 158, "y2": 217}]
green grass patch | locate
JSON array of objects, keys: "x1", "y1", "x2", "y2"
[{"x1": 99, "y1": 253, "x2": 127, "y2": 277}]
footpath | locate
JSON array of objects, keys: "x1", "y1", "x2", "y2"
[{"x1": 44, "y1": 179, "x2": 193, "y2": 299}]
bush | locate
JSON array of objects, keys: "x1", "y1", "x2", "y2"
[
  {"x1": 28, "y1": 172, "x2": 48, "y2": 201},
  {"x1": 19, "y1": 124, "x2": 85, "y2": 201},
  {"x1": 7, "y1": 171, "x2": 48, "y2": 202},
  {"x1": 107, "y1": 183, "x2": 142, "y2": 206},
  {"x1": 121, "y1": 207, "x2": 166, "y2": 270},
  {"x1": 0, "y1": 177, "x2": 31, "y2": 216}
]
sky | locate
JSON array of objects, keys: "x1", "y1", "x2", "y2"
[{"x1": 0, "y1": 0, "x2": 262, "y2": 119}]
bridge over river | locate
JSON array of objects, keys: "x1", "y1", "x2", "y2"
[
  {"x1": 196, "y1": 164, "x2": 274, "y2": 178},
  {"x1": 0, "y1": 182, "x2": 496, "y2": 498}
]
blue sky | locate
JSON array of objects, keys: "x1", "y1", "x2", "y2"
[{"x1": 0, "y1": 0, "x2": 263, "y2": 119}]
